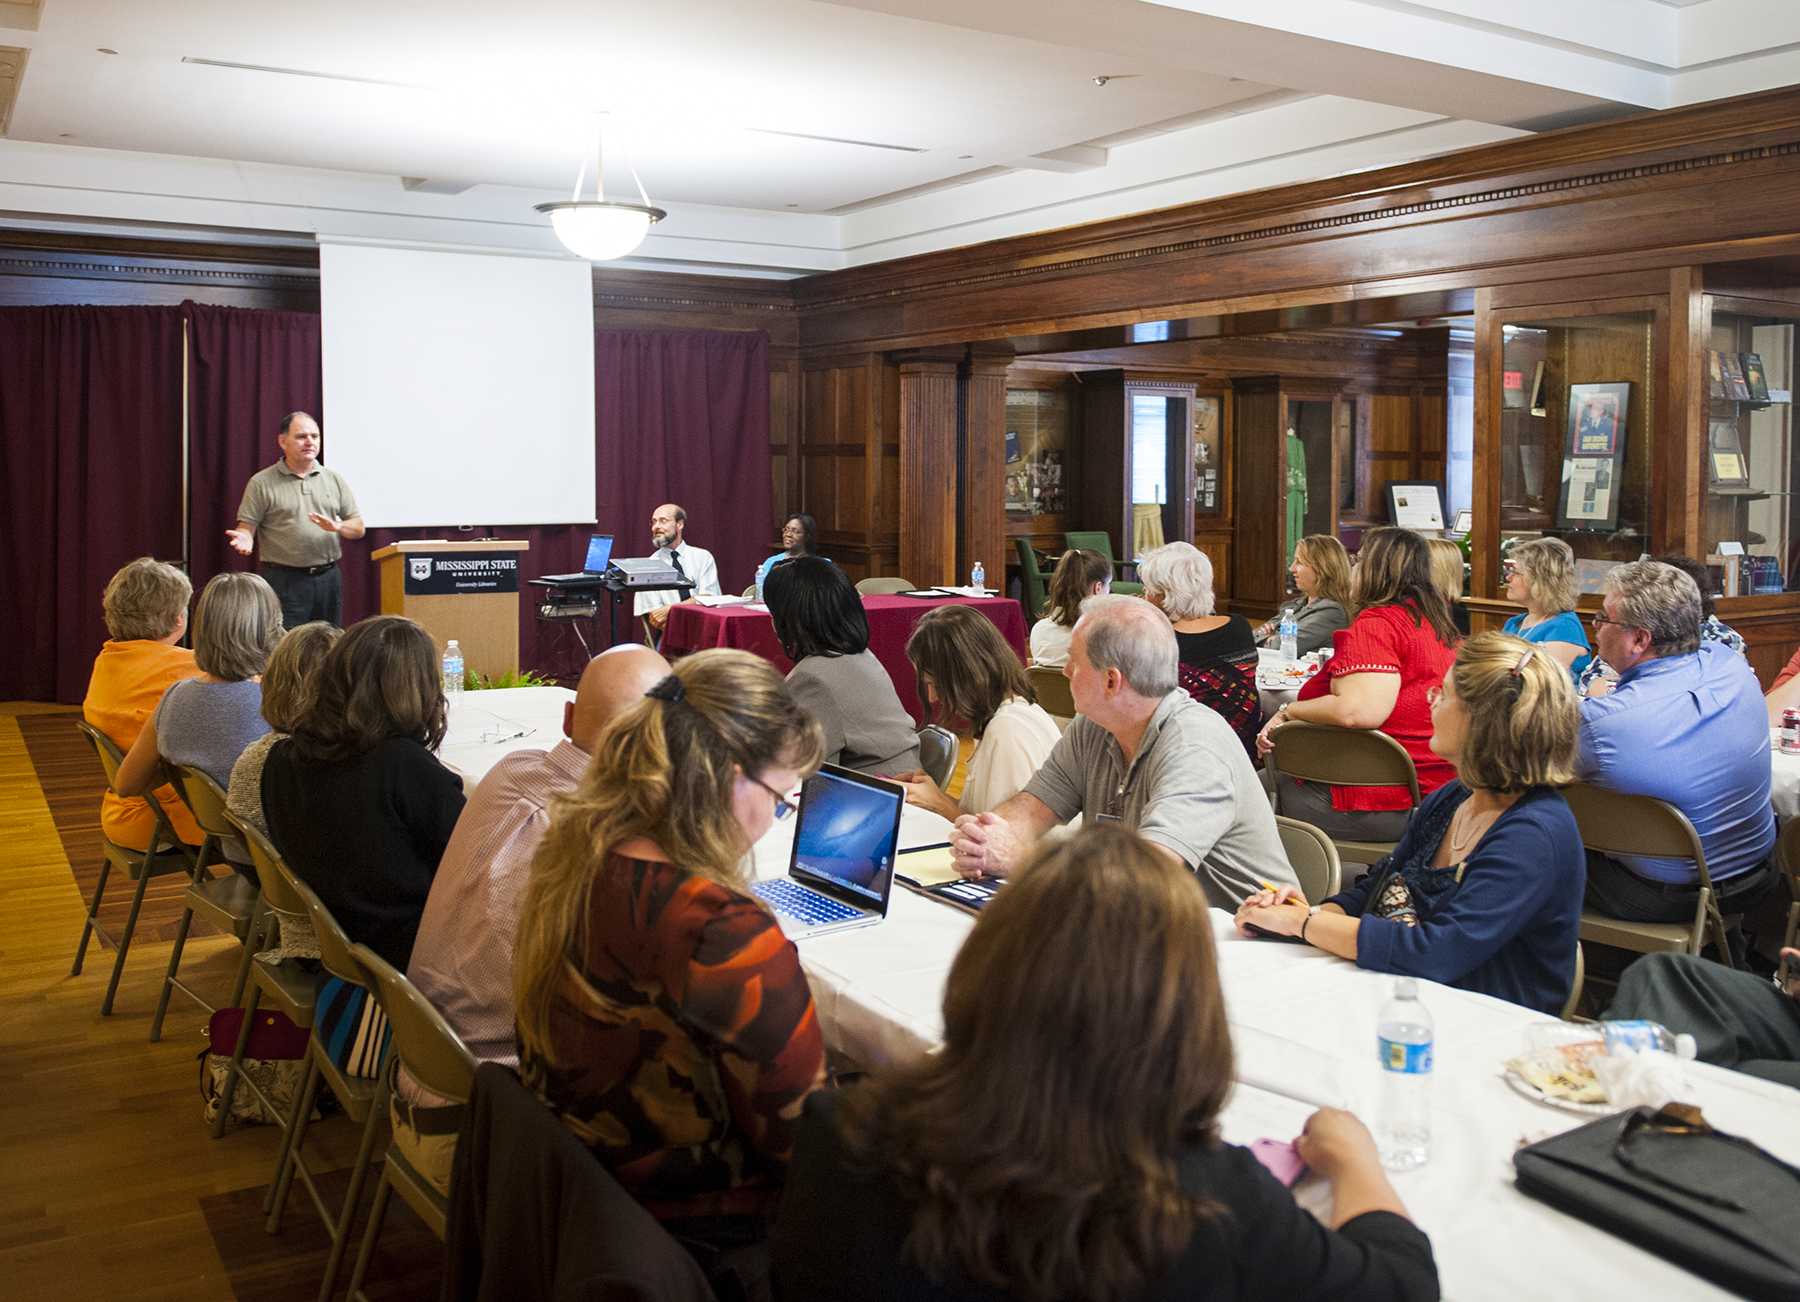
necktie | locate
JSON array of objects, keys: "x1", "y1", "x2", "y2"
[{"x1": 668, "y1": 549, "x2": 688, "y2": 582}]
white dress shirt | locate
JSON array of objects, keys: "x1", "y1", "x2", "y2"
[{"x1": 633, "y1": 542, "x2": 721, "y2": 615}]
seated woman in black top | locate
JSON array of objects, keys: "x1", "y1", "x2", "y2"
[
  {"x1": 1137, "y1": 541, "x2": 1261, "y2": 757},
  {"x1": 771, "y1": 824, "x2": 1437, "y2": 1302},
  {"x1": 261, "y1": 614, "x2": 466, "y2": 1073}
]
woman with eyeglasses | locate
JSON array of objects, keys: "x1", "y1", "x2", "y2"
[
  {"x1": 1237, "y1": 632, "x2": 1586, "y2": 1014},
  {"x1": 513, "y1": 648, "x2": 827, "y2": 1294}
]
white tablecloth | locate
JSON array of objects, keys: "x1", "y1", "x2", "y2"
[
  {"x1": 1770, "y1": 728, "x2": 1800, "y2": 825},
  {"x1": 1255, "y1": 645, "x2": 1318, "y2": 721},
  {"x1": 751, "y1": 807, "x2": 1800, "y2": 1302},
  {"x1": 440, "y1": 685, "x2": 577, "y2": 795}
]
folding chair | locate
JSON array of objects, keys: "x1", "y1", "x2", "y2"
[
  {"x1": 259, "y1": 862, "x2": 393, "y2": 1302},
  {"x1": 210, "y1": 814, "x2": 318, "y2": 1140},
  {"x1": 344, "y1": 942, "x2": 477, "y2": 1302},
  {"x1": 855, "y1": 576, "x2": 914, "y2": 595},
  {"x1": 917, "y1": 725, "x2": 957, "y2": 789},
  {"x1": 151, "y1": 763, "x2": 267, "y2": 1042},
  {"x1": 1562, "y1": 941, "x2": 1587, "y2": 1021},
  {"x1": 1265, "y1": 720, "x2": 1421, "y2": 866},
  {"x1": 1274, "y1": 815, "x2": 1342, "y2": 905},
  {"x1": 1563, "y1": 782, "x2": 1735, "y2": 964},
  {"x1": 72, "y1": 720, "x2": 197, "y2": 1015},
  {"x1": 1028, "y1": 664, "x2": 1076, "y2": 728}
]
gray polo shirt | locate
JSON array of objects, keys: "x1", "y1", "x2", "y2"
[
  {"x1": 237, "y1": 460, "x2": 361, "y2": 568},
  {"x1": 1023, "y1": 689, "x2": 1294, "y2": 909}
]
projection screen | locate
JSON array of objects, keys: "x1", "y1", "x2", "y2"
[{"x1": 319, "y1": 240, "x2": 596, "y2": 529}]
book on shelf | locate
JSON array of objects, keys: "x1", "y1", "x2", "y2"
[
  {"x1": 1717, "y1": 351, "x2": 1752, "y2": 401},
  {"x1": 1740, "y1": 352, "x2": 1771, "y2": 402},
  {"x1": 1709, "y1": 350, "x2": 1725, "y2": 399}
]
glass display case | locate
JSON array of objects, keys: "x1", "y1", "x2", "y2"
[
  {"x1": 1194, "y1": 394, "x2": 1223, "y2": 513},
  {"x1": 1004, "y1": 387, "x2": 1069, "y2": 519},
  {"x1": 1704, "y1": 303, "x2": 1796, "y2": 596},
  {"x1": 1498, "y1": 311, "x2": 1656, "y2": 586}
]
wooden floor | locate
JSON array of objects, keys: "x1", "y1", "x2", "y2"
[{"x1": 0, "y1": 705, "x2": 438, "y2": 1302}]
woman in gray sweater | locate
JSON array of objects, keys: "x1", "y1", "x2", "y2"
[
  {"x1": 764, "y1": 556, "x2": 921, "y2": 776},
  {"x1": 1254, "y1": 534, "x2": 1352, "y2": 655}
]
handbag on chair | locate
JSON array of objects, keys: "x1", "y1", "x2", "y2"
[{"x1": 198, "y1": 1006, "x2": 310, "y2": 1126}]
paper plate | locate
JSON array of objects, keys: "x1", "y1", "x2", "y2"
[{"x1": 1500, "y1": 1066, "x2": 1617, "y2": 1117}]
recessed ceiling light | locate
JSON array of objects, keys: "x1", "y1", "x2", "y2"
[{"x1": 97, "y1": 48, "x2": 117, "y2": 55}]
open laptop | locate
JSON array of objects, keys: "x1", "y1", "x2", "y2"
[
  {"x1": 540, "y1": 534, "x2": 614, "y2": 584},
  {"x1": 751, "y1": 765, "x2": 903, "y2": 940}
]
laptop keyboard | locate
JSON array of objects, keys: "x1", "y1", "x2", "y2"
[{"x1": 752, "y1": 878, "x2": 863, "y2": 925}]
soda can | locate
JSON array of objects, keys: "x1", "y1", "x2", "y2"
[{"x1": 1783, "y1": 709, "x2": 1800, "y2": 754}]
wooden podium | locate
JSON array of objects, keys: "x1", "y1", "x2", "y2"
[{"x1": 372, "y1": 540, "x2": 530, "y2": 682}]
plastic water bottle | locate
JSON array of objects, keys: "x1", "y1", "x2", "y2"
[
  {"x1": 1603, "y1": 1020, "x2": 1697, "y2": 1059},
  {"x1": 970, "y1": 561, "x2": 985, "y2": 593},
  {"x1": 442, "y1": 640, "x2": 464, "y2": 700},
  {"x1": 1376, "y1": 978, "x2": 1433, "y2": 1171},
  {"x1": 1279, "y1": 615, "x2": 1299, "y2": 661}
]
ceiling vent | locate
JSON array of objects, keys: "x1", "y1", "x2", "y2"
[
  {"x1": 0, "y1": 45, "x2": 25, "y2": 135},
  {"x1": 401, "y1": 177, "x2": 477, "y2": 195}
]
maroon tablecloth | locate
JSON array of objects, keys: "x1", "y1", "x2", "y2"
[{"x1": 661, "y1": 595, "x2": 1029, "y2": 725}]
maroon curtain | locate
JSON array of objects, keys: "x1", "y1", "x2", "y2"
[
  {"x1": 595, "y1": 330, "x2": 772, "y2": 601},
  {"x1": 185, "y1": 302, "x2": 325, "y2": 591},
  {"x1": 0, "y1": 306, "x2": 186, "y2": 703}
]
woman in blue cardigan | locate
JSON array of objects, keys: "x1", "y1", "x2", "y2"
[{"x1": 1235, "y1": 631, "x2": 1586, "y2": 1014}]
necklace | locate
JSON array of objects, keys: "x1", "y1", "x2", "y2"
[{"x1": 1448, "y1": 801, "x2": 1492, "y2": 852}]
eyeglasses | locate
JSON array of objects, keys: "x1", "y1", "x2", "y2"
[
  {"x1": 1426, "y1": 685, "x2": 1446, "y2": 708},
  {"x1": 1588, "y1": 611, "x2": 1640, "y2": 630},
  {"x1": 752, "y1": 775, "x2": 799, "y2": 821}
]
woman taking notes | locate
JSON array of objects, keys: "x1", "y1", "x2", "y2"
[
  {"x1": 1254, "y1": 534, "x2": 1352, "y2": 654},
  {"x1": 774, "y1": 826, "x2": 1437, "y2": 1301},
  {"x1": 1237, "y1": 632, "x2": 1585, "y2": 1014},
  {"x1": 893, "y1": 603, "x2": 1061, "y2": 818},
  {"x1": 1501, "y1": 536, "x2": 1591, "y2": 677},
  {"x1": 1258, "y1": 526, "x2": 1459, "y2": 843}
]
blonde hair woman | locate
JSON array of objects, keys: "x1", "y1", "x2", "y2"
[
  {"x1": 1254, "y1": 534, "x2": 1352, "y2": 654},
  {"x1": 1502, "y1": 536, "x2": 1590, "y2": 677},
  {"x1": 1426, "y1": 537, "x2": 1471, "y2": 638},
  {"x1": 514, "y1": 648, "x2": 827, "y2": 1274},
  {"x1": 1239, "y1": 632, "x2": 1585, "y2": 1014}
]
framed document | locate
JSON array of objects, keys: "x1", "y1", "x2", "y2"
[
  {"x1": 1557, "y1": 382, "x2": 1630, "y2": 532},
  {"x1": 1708, "y1": 419, "x2": 1750, "y2": 488},
  {"x1": 1384, "y1": 480, "x2": 1445, "y2": 531}
]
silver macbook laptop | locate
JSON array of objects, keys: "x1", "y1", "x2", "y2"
[{"x1": 751, "y1": 765, "x2": 902, "y2": 940}]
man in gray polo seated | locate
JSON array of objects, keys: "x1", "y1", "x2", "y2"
[{"x1": 949, "y1": 594, "x2": 1294, "y2": 908}]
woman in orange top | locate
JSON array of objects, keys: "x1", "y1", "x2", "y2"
[{"x1": 82, "y1": 557, "x2": 205, "y2": 849}]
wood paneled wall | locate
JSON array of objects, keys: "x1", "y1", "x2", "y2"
[{"x1": 799, "y1": 354, "x2": 899, "y2": 583}]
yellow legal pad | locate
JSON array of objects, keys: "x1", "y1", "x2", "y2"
[{"x1": 895, "y1": 844, "x2": 960, "y2": 886}]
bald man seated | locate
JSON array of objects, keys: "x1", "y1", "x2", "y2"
[{"x1": 391, "y1": 644, "x2": 670, "y2": 1191}]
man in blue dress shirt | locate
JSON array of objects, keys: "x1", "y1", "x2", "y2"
[{"x1": 1577, "y1": 561, "x2": 1776, "y2": 949}]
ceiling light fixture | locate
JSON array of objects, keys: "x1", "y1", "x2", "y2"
[{"x1": 534, "y1": 115, "x2": 665, "y2": 262}]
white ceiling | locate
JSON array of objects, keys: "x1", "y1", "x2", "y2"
[{"x1": 0, "y1": 0, "x2": 1793, "y2": 276}]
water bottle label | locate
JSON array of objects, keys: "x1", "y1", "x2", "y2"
[
  {"x1": 1602, "y1": 1021, "x2": 1663, "y2": 1055},
  {"x1": 1379, "y1": 1037, "x2": 1433, "y2": 1073}
]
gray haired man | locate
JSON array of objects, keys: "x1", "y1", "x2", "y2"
[{"x1": 949, "y1": 594, "x2": 1293, "y2": 908}]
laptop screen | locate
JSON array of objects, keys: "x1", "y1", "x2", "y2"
[
  {"x1": 583, "y1": 534, "x2": 614, "y2": 572},
  {"x1": 790, "y1": 766, "x2": 903, "y2": 906}
]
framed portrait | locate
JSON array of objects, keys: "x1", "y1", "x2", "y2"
[
  {"x1": 1556, "y1": 382, "x2": 1629, "y2": 532},
  {"x1": 1567, "y1": 383, "x2": 1628, "y2": 457}
]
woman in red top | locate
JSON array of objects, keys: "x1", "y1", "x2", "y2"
[
  {"x1": 1258, "y1": 527, "x2": 1459, "y2": 843},
  {"x1": 514, "y1": 647, "x2": 827, "y2": 1296}
]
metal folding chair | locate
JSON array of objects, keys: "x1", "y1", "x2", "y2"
[
  {"x1": 917, "y1": 724, "x2": 957, "y2": 789},
  {"x1": 855, "y1": 576, "x2": 914, "y2": 595},
  {"x1": 344, "y1": 942, "x2": 478, "y2": 1301},
  {"x1": 1027, "y1": 664, "x2": 1076, "y2": 727},
  {"x1": 151, "y1": 763, "x2": 266, "y2": 1041},
  {"x1": 72, "y1": 720, "x2": 197, "y2": 1015},
  {"x1": 1265, "y1": 720, "x2": 1421, "y2": 866},
  {"x1": 1274, "y1": 815, "x2": 1343, "y2": 905},
  {"x1": 1564, "y1": 782, "x2": 1735, "y2": 964}
]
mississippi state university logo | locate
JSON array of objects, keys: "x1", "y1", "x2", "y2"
[{"x1": 409, "y1": 557, "x2": 432, "y2": 581}]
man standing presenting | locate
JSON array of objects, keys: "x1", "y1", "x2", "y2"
[
  {"x1": 226, "y1": 411, "x2": 364, "y2": 629},
  {"x1": 949, "y1": 594, "x2": 1293, "y2": 909},
  {"x1": 634, "y1": 501, "x2": 721, "y2": 631}
]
